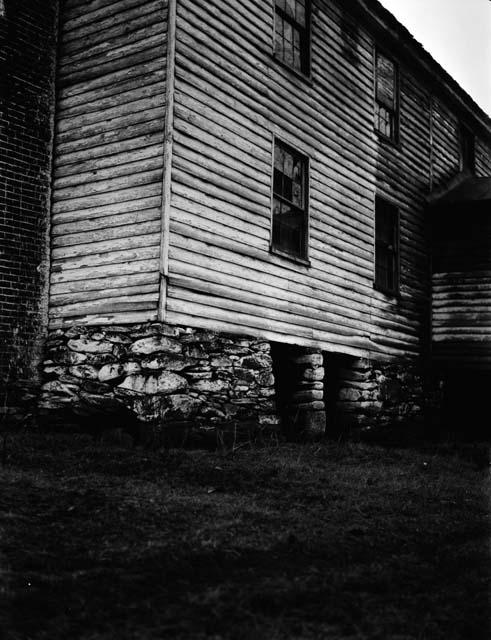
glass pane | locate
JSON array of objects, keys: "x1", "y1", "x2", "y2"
[
  {"x1": 273, "y1": 168, "x2": 283, "y2": 195},
  {"x1": 292, "y1": 160, "x2": 304, "y2": 206},
  {"x1": 376, "y1": 54, "x2": 395, "y2": 108},
  {"x1": 275, "y1": 2, "x2": 309, "y2": 73},
  {"x1": 292, "y1": 181, "x2": 302, "y2": 206},
  {"x1": 376, "y1": 105, "x2": 394, "y2": 139},
  {"x1": 274, "y1": 144, "x2": 285, "y2": 172},
  {"x1": 375, "y1": 199, "x2": 398, "y2": 292},
  {"x1": 272, "y1": 200, "x2": 305, "y2": 257},
  {"x1": 293, "y1": 28, "x2": 300, "y2": 49},
  {"x1": 283, "y1": 21, "x2": 293, "y2": 44},
  {"x1": 294, "y1": 48, "x2": 302, "y2": 71},
  {"x1": 274, "y1": 141, "x2": 306, "y2": 206},
  {"x1": 283, "y1": 150, "x2": 293, "y2": 178},
  {"x1": 274, "y1": 17, "x2": 284, "y2": 59},
  {"x1": 285, "y1": 0, "x2": 296, "y2": 19},
  {"x1": 376, "y1": 247, "x2": 396, "y2": 291},
  {"x1": 296, "y1": 1, "x2": 306, "y2": 27}
]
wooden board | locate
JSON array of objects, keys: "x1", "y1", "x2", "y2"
[
  {"x1": 432, "y1": 209, "x2": 491, "y2": 369},
  {"x1": 49, "y1": 0, "x2": 168, "y2": 326},
  {"x1": 166, "y1": 0, "x2": 442, "y2": 361}
]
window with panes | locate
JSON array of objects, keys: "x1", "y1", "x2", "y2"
[
  {"x1": 272, "y1": 140, "x2": 309, "y2": 260},
  {"x1": 375, "y1": 51, "x2": 399, "y2": 141},
  {"x1": 374, "y1": 197, "x2": 399, "y2": 295},
  {"x1": 274, "y1": 0, "x2": 310, "y2": 75}
]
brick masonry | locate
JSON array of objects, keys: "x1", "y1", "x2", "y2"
[{"x1": 0, "y1": 0, "x2": 58, "y2": 409}]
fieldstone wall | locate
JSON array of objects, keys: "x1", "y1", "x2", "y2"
[
  {"x1": 40, "y1": 323, "x2": 279, "y2": 443},
  {"x1": 38, "y1": 324, "x2": 440, "y2": 444},
  {"x1": 330, "y1": 357, "x2": 427, "y2": 434}
]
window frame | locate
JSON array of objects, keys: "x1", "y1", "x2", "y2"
[
  {"x1": 374, "y1": 196, "x2": 400, "y2": 297},
  {"x1": 374, "y1": 48, "x2": 400, "y2": 144},
  {"x1": 270, "y1": 137, "x2": 310, "y2": 265},
  {"x1": 460, "y1": 124, "x2": 475, "y2": 173},
  {"x1": 273, "y1": 0, "x2": 311, "y2": 78}
]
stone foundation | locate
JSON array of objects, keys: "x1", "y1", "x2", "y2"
[
  {"x1": 38, "y1": 322, "x2": 437, "y2": 444},
  {"x1": 326, "y1": 356, "x2": 428, "y2": 435},
  {"x1": 40, "y1": 323, "x2": 279, "y2": 444}
]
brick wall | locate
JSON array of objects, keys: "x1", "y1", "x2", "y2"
[{"x1": 0, "y1": 0, "x2": 58, "y2": 406}]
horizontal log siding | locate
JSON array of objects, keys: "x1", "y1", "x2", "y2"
[
  {"x1": 432, "y1": 210, "x2": 491, "y2": 370},
  {"x1": 430, "y1": 98, "x2": 491, "y2": 369},
  {"x1": 48, "y1": 0, "x2": 168, "y2": 328},
  {"x1": 373, "y1": 68, "x2": 432, "y2": 356},
  {"x1": 431, "y1": 98, "x2": 491, "y2": 185},
  {"x1": 430, "y1": 99, "x2": 461, "y2": 190},
  {"x1": 166, "y1": 0, "x2": 436, "y2": 360}
]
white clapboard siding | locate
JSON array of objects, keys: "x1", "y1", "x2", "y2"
[
  {"x1": 49, "y1": 0, "x2": 168, "y2": 327},
  {"x1": 165, "y1": 0, "x2": 438, "y2": 360}
]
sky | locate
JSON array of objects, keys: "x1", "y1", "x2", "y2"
[{"x1": 378, "y1": 0, "x2": 491, "y2": 116}]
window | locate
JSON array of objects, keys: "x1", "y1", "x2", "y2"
[
  {"x1": 272, "y1": 140, "x2": 309, "y2": 260},
  {"x1": 460, "y1": 125, "x2": 475, "y2": 173},
  {"x1": 274, "y1": 0, "x2": 310, "y2": 75},
  {"x1": 374, "y1": 197, "x2": 399, "y2": 295},
  {"x1": 375, "y1": 51, "x2": 398, "y2": 141}
]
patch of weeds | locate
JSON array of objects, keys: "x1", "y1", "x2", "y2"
[{"x1": 1, "y1": 434, "x2": 490, "y2": 640}]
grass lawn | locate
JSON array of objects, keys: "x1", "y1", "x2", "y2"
[{"x1": 0, "y1": 432, "x2": 489, "y2": 639}]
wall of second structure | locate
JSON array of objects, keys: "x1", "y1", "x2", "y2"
[
  {"x1": 166, "y1": 0, "x2": 440, "y2": 362},
  {"x1": 0, "y1": 0, "x2": 58, "y2": 404},
  {"x1": 431, "y1": 98, "x2": 491, "y2": 189},
  {"x1": 429, "y1": 99, "x2": 491, "y2": 372},
  {"x1": 48, "y1": 0, "x2": 168, "y2": 329},
  {"x1": 432, "y1": 207, "x2": 491, "y2": 371}
]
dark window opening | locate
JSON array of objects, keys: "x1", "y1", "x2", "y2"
[
  {"x1": 375, "y1": 51, "x2": 398, "y2": 141},
  {"x1": 272, "y1": 139, "x2": 309, "y2": 260},
  {"x1": 461, "y1": 125, "x2": 475, "y2": 173},
  {"x1": 375, "y1": 197, "x2": 399, "y2": 295},
  {"x1": 274, "y1": 0, "x2": 310, "y2": 75}
]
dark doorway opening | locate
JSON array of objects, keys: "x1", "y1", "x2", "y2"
[
  {"x1": 323, "y1": 352, "x2": 359, "y2": 437},
  {"x1": 270, "y1": 342, "x2": 306, "y2": 439}
]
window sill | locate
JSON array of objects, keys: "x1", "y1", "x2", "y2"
[
  {"x1": 272, "y1": 56, "x2": 313, "y2": 86},
  {"x1": 375, "y1": 129, "x2": 401, "y2": 150},
  {"x1": 373, "y1": 282, "x2": 401, "y2": 300},
  {"x1": 270, "y1": 247, "x2": 311, "y2": 267}
]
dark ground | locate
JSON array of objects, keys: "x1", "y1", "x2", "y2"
[{"x1": 0, "y1": 432, "x2": 489, "y2": 639}]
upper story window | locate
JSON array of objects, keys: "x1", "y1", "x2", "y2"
[
  {"x1": 374, "y1": 197, "x2": 399, "y2": 295},
  {"x1": 375, "y1": 51, "x2": 399, "y2": 142},
  {"x1": 272, "y1": 139, "x2": 309, "y2": 261},
  {"x1": 274, "y1": 0, "x2": 310, "y2": 75},
  {"x1": 460, "y1": 125, "x2": 475, "y2": 173}
]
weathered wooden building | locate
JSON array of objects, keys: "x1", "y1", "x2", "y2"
[
  {"x1": 430, "y1": 175, "x2": 491, "y2": 434},
  {"x1": 2, "y1": 0, "x2": 491, "y2": 437}
]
